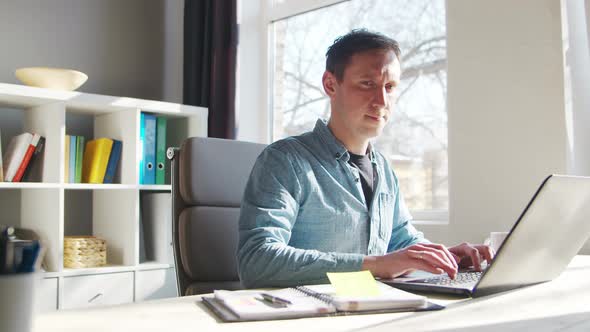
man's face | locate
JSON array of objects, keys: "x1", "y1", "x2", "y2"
[{"x1": 324, "y1": 49, "x2": 401, "y2": 142}]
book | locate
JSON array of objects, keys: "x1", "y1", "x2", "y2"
[
  {"x1": 75, "y1": 136, "x2": 85, "y2": 183},
  {"x1": 140, "y1": 113, "x2": 157, "y2": 184},
  {"x1": 64, "y1": 135, "x2": 70, "y2": 182},
  {"x1": 103, "y1": 139, "x2": 122, "y2": 184},
  {"x1": 155, "y1": 116, "x2": 167, "y2": 185},
  {"x1": 22, "y1": 136, "x2": 46, "y2": 182},
  {"x1": 12, "y1": 133, "x2": 41, "y2": 182},
  {"x1": 2, "y1": 132, "x2": 33, "y2": 182},
  {"x1": 82, "y1": 138, "x2": 114, "y2": 183},
  {"x1": 68, "y1": 135, "x2": 76, "y2": 183},
  {"x1": 203, "y1": 281, "x2": 442, "y2": 322}
]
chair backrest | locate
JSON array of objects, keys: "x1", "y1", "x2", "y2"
[{"x1": 170, "y1": 137, "x2": 266, "y2": 295}]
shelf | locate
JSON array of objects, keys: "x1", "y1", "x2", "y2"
[
  {"x1": 60, "y1": 265, "x2": 135, "y2": 277},
  {"x1": 0, "y1": 82, "x2": 207, "y2": 117},
  {"x1": 136, "y1": 262, "x2": 174, "y2": 271},
  {"x1": 0, "y1": 182, "x2": 60, "y2": 189},
  {"x1": 63, "y1": 183, "x2": 137, "y2": 190},
  {"x1": 0, "y1": 83, "x2": 203, "y2": 309},
  {"x1": 41, "y1": 263, "x2": 174, "y2": 278},
  {"x1": 0, "y1": 183, "x2": 161, "y2": 190},
  {"x1": 139, "y1": 185, "x2": 171, "y2": 191}
]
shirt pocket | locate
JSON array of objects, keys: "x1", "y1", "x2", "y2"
[{"x1": 378, "y1": 193, "x2": 394, "y2": 240}]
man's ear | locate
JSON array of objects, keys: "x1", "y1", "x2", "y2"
[{"x1": 322, "y1": 71, "x2": 338, "y2": 97}]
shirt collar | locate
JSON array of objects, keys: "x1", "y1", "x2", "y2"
[{"x1": 313, "y1": 119, "x2": 377, "y2": 163}]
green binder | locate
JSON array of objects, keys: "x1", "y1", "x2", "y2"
[
  {"x1": 155, "y1": 116, "x2": 167, "y2": 185},
  {"x1": 75, "y1": 136, "x2": 85, "y2": 183}
]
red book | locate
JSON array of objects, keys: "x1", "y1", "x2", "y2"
[{"x1": 12, "y1": 133, "x2": 41, "y2": 182}]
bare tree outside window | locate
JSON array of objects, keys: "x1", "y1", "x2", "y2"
[{"x1": 272, "y1": 0, "x2": 447, "y2": 213}]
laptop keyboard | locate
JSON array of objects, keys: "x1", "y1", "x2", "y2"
[{"x1": 419, "y1": 271, "x2": 483, "y2": 286}]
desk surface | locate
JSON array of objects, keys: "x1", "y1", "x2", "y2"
[{"x1": 34, "y1": 256, "x2": 590, "y2": 332}]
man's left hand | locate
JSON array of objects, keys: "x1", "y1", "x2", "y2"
[{"x1": 448, "y1": 243, "x2": 494, "y2": 271}]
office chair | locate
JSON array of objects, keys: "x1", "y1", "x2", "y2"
[{"x1": 168, "y1": 137, "x2": 266, "y2": 295}]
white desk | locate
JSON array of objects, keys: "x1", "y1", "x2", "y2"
[{"x1": 33, "y1": 256, "x2": 590, "y2": 332}]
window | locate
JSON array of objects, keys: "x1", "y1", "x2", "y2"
[{"x1": 268, "y1": 0, "x2": 448, "y2": 220}]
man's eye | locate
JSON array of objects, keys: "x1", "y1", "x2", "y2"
[{"x1": 361, "y1": 81, "x2": 373, "y2": 87}]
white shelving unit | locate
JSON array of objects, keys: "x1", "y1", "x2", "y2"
[{"x1": 0, "y1": 83, "x2": 208, "y2": 311}]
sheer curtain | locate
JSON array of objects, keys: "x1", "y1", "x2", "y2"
[
  {"x1": 563, "y1": 0, "x2": 590, "y2": 254},
  {"x1": 563, "y1": 0, "x2": 590, "y2": 176}
]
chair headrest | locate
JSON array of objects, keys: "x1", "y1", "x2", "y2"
[{"x1": 178, "y1": 137, "x2": 266, "y2": 207}]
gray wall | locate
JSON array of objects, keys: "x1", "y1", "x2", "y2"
[{"x1": 0, "y1": 0, "x2": 184, "y2": 101}]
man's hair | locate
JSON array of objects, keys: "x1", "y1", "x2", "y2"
[{"x1": 326, "y1": 29, "x2": 401, "y2": 81}]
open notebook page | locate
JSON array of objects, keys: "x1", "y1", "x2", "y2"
[{"x1": 213, "y1": 288, "x2": 335, "y2": 320}]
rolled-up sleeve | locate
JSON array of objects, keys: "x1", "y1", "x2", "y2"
[{"x1": 237, "y1": 146, "x2": 364, "y2": 288}]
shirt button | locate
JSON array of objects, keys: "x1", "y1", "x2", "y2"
[
  {"x1": 335, "y1": 152, "x2": 341, "y2": 158},
  {"x1": 355, "y1": 178, "x2": 360, "y2": 182}
]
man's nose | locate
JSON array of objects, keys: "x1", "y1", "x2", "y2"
[{"x1": 372, "y1": 87, "x2": 387, "y2": 108}]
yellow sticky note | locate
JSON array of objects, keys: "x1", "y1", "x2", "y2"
[{"x1": 326, "y1": 271, "x2": 380, "y2": 297}]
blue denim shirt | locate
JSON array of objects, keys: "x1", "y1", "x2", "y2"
[{"x1": 237, "y1": 119, "x2": 427, "y2": 288}]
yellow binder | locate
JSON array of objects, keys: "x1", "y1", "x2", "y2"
[{"x1": 82, "y1": 138, "x2": 114, "y2": 183}]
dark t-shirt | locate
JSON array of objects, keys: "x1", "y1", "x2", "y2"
[{"x1": 348, "y1": 151, "x2": 374, "y2": 208}]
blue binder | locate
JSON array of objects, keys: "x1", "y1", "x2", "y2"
[
  {"x1": 140, "y1": 113, "x2": 157, "y2": 184},
  {"x1": 68, "y1": 135, "x2": 77, "y2": 183},
  {"x1": 103, "y1": 139, "x2": 122, "y2": 184},
  {"x1": 139, "y1": 113, "x2": 145, "y2": 184}
]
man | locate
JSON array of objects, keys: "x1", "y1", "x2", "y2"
[{"x1": 238, "y1": 29, "x2": 492, "y2": 288}]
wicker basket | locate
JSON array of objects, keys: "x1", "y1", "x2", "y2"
[{"x1": 64, "y1": 236, "x2": 107, "y2": 268}]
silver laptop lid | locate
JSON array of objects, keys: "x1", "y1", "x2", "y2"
[{"x1": 473, "y1": 174, "x2": 590, "y2": 297}]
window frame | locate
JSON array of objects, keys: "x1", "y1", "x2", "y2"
[{"x1": 269, "y1": 0, "x2": 349, "y2": 22}]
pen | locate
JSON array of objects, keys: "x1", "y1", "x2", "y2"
[{"x1": 260, "y1": 293, "x2": 292, "y2": 306}]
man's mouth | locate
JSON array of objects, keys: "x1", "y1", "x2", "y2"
[{"x1": 366, "y1": 114, "x2": 386, "y2": 122}]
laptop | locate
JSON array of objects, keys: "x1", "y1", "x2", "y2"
[{"x1": 386, "y1": 174, "x2": 590, "y2": 297}]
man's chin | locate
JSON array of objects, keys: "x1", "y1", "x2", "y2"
[{"x1": 360, "y1": 126, "x2": 384, "y2": 139}]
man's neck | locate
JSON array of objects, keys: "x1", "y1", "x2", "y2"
[{"x1": 327, "y1": 120, "x2": 369, "y2": 155}]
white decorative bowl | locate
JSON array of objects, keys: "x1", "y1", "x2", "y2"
[{"x1": 15, "y1": 67, "x2": 88, "y2": 91}]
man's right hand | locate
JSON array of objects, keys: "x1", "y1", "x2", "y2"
[{"x1": 361, "y1": 243, "x2": 458, "y2": 279}]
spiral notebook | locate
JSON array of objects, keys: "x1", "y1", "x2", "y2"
[{"x1": 202, "y1": 281, "x2": 444, "y2": 322}]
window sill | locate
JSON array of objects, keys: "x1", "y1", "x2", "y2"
[
  {"x1": 412, "y1": 219, "x2": 449, "y2": 226},
  {"x1": 411, "y1": 209, "x2": 449, "y2": 225}
]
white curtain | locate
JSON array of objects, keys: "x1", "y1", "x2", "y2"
[{"x1": 562, "y1": 0, "x2": 590, "y2": 176}]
